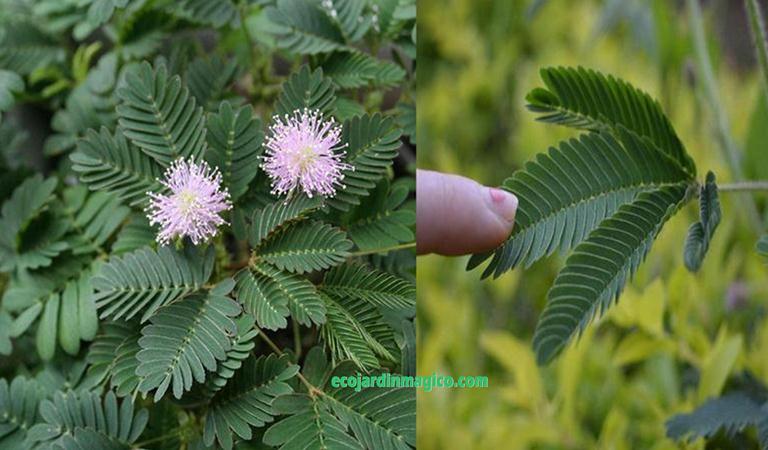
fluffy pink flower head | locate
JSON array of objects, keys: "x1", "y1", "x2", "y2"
[
  {"x1": 262, "y1": 108, "x2": 353, "y2": 198},
  {"x1": 145, "y1": 158, "x2": 232, "y2": 245}
]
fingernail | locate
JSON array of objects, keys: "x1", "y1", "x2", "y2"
[{"x1": 486, "y1": 188, "x2": 518, "y2": 223}]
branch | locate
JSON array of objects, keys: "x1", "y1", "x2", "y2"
[{"x1": 687, "y1": 0, "x2": 763, "y2": 230}]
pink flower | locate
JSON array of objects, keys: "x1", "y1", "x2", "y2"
[
  {"x1": 262, "y1": 108, "x2": 353, "y2": 198},
  {"x1": 145, "y1": 159, "x2": 232, "y2": 245}
]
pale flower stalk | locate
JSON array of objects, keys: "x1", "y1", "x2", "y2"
[
  {"x1": 262, "y1": 108, "x2": 353, "y2": 198},
  {"x1": 145, "y1": 158, "x2": 232, "y2": 245}
]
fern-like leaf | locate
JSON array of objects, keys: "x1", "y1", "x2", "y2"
[
  {"x1": 666, "y1": 393, "x2": 763, "y2": 442},
  {"x1": 249, "y1": 196, "x2": 322, "y2": 248},
  {"x1": 533, "y1": 184, "x2": 690, "y2": 364},
  {"x1": 0, "y1": 175, "x2": 68, "y2": 272},
  {"x1": 327, "y1": 113, "x2": 403, "y2": 210},
  {"x1": 256, "y1": 221, "x2": 352, "y2": 273},
  {"x1": 265, "y1": 0, "x2": 348, "y2": 55},
  {"x1": 205, "y1": 101, "x2": 264, "y2": 200},
  {"x1": 25, "y1": 390, "x2": 148, "y2": 449},
  {"x1": 0, "y1": 376, "x2": 43, "y2": 447},
  {"x1": 186, "y1": 56, "x2": 239, "y2": 111},
  {"x1": 167, "y1": 0, "x2": 239, "y2": 27},
  {"x1": 323, "y1": 51, "x2": 405, "y2": 89},
  {"x1": 684, "y1": 171, "x2": 721, "y2": 272},
  {"x1": 85, "y1": 320, "x2": 142, "y2": 397},
  {"x1": 117, "y1": 61, "x2": 206, "y2": 165},
  {"x1": 70, "y1": 127, "x2": 164, "y2": 206},
  {"x1": 469, "y1": 128, "x2": 693, "y2": 278},
  {"x1": 92, "y1": 245, "x2": 215, "y2": 322},
  {"x1": 275, "y1": 65, "x2": 337, "y2": 117},
  {"x1": 136, "y1": 280, "x2": 241, "y2": 401},
  {"x1": 321, "y1": 263, "x2": 415, "y2": 312},
  {"x1": 203, "y1": 354, "x2": 298, "y2": 450},
  {"x1": 526, "y1": 66, "x2": 696, "y2": 175},
  {"x1": 111, "y1": 214, "x2": 155, "y2": 254},
  {"x1": 204, "y1": 314, "x2": 259, "y2": 394},
  {"x1": 321, "y1": 292, "x2": 397, "y2": 370},
  {"x1": 62, "y1": 186, "x2": 130, "y2": 255}
]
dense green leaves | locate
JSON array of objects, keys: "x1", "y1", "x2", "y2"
[
  {"x1": 249, "y1": 196, "x2": 323, "y2": 248},
  {"x1": 25, "y1": 390, "x2": 148, "y2": 449},
  {"x1": 266, "y1": 0, "x2": 348, "y2": 55},
  {"x1": 274, "y1": 65, "x2": 337, "y2": 117},
  {"x1": 323, "y1": 51, "x2": 406, "y2": 89},
  {"x1": 533, "y1": 184, "x2": 690, "y2": 364},
  {"x1": 0, "y1": 376, "x2": 42, "y2": 447},
  {"x1": 684, "y1": 171, "x2": 721, "y2": 272},
  {"x1": 322, "y1": 263, "x2": 415, "y2": 312},
  {"x1": 136, "y1": 280, "x2": 241, "y2": 401},
  {"x1": 203, "y1": 354, "x2": 298, "y2": 450},
  {"x1": 70, "y1": 127, "x2": 164, "y2": 206},
  {"x1": 92, "y1": 245, "x2": 215, "y2": 322},
  {"x1": 117, "y1": 62, "x2": 206, "y2": 165},
  {"x1": 205, "y1": 102, "x2": 264, "y2": 200},
  {"x1": 327, "y1": 113, "x2": 404, "y2": 210},
  {"x1": 0, "y1": 175, "x2": 67, "y2": 271}
]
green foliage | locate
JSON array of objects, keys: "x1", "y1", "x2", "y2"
[
  {"x1": 327, "y1": 113, "x2": 403, "y2": 210},
  {"x1": 274, "y1": 65, "x2": 337, "y2": 117},
  {"x1": 264, "y1": 349, "x2": 415, "y2": 449},
  {"x1": 347, "y1": 179, "x2": 415, "y2": 252},
  {"x1": 666, "y1": 393, "x2": 766, "y2": 443},
  {"x1": 0, "y1": 0, "x2": 414, "y2": 447},
  {"x1": 136, "y1": 280, "x2": 240, "y2": 401},
  {"x1": 92, "y1": 245, "x2": 215, "y2": 322},
  {"x1": 205, "y1": 101, "x2": 264, "y2": 201},
  {"x1": 470, "y1": 67, "x2": 704, "y2": 364},
  {"x1": 203, "y1": 354, "x2": 298, "y2": 450},
  {"x1": 25, "y1": 390, "x2": 148, "y2": 449},
  {"x1": 116, "y1": 61, "x2": 206, "y2": 165},
  {"x1": 70, "y1": 127, "x2": 164, "y2": 206},
  {"x1": 683, "y1": 171, "x2": 721, "y2": 272}
]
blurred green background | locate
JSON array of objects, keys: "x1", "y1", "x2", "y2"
[{"x1": 417, "y1": 0, "x2": 768, "y2": 448}]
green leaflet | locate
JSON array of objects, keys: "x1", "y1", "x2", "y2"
[
  {"x1": 92, "y1": 245, "x2": 215, "y2": 322},
  {"x1": 264, "y1": 351, "x2": 415, "y2": 450},
  {"x1": 256, "y1": 220, "x2": 352, "y2": 274},
  {"x1": 265, "y1": 0, "x2": 348, "y2": 55},
  {"x1": 203, "y1": 354, "x2": 298, "y2": 450},
  {"x1": 683, "y1": 171, "x2": 721, "y2": 272},
  {"x1": 470, "y1": 127, "x2": 693, "y2": 278},
  {"x1": 0, "y1": 376, "x2": 43, "y2": 447},
  {"x1": 666, "y1": 393, "x2": 764, "y2": 442},
  {"x1": 25, "y1": 390, "x2": 148, "y2": 449},
  {"x1": 533, "y1": 183, "x2": 691, "y2": 364},
  {"x1": 136, "y1": 280, "x2": 241, "y2": 401},
  {"x1": 249, "y1": 196, "x2": 323, "y2": 248},
  {"x1": 205, "y1": 101, "x2": 264, "y2": 201},
  {"x1": 321, "y1": 263, "x2": 416, "y2": 312},
  {"x1": 116, "y1": 61, "x2": 206, "y2": 166},
  {"x1": 70, "y1": 127, "x2": 165, "y2": 206},
  {"x1": 327, "y1": 113, "x2": 403, "y2": 211},
  {"x1": 0, "y1": 175, "x2": 67, "y2": 272},
  {"x1": 526, "y1": 66, "x2": 696, "y2": 175},
  {"x1": 320, "y1": 291, "x2": 398, "y2": 370},
  {"x1": 274, "y1": 65, "x2": 337, "y2": 117}
]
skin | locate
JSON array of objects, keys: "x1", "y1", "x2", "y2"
[{"x1": 416, "y1": 169, "x2": 518, "y2": 256}]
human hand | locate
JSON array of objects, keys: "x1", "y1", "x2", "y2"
[{"x1": 416, "y1": 169, "x2": 518, "y2": 255}]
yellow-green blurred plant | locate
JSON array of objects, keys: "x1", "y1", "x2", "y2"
[{"x1": 419, "y1": 0, "x2": 768, "y2": 448}]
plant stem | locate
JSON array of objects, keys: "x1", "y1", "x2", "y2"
[
  {"x1": 134, "y1": 429, "x2": 181, "y2": 447},
  {"x1": 255, "y1": 325, "x2": 322, "y2": 396},
  {"x1": 687, "y1": 0, "x2": 763, "y2": 230},
  {"x1": 350, "y1": 242, "x2": 416, "y2": 256},
  {"x1": 746, "y1": 0, "x2": 768, "y2": 111},
  {"x1": 718, "y1": 181, "x2": 768, "y2": 192},
  {"x1": 292, "y1": 318, "x2": 302, "y2": 359}
]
